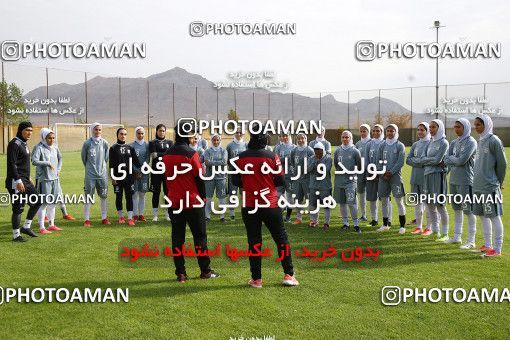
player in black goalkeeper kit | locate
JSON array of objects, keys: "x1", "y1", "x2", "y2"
[
  {"x1": 109, "y1": 128, "x2": 142, "y2": 226},
  {"x1": 149, "y1": 123, "x2": 173, "y2": 221},
  {"x1": 6, "y1": 122, "x2": 42, "y2": 242}
]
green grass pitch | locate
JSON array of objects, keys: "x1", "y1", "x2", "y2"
[{"x1": 0, "y1": 148, "x2": 509, "y2": 339}]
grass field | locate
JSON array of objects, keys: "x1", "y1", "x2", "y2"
[{"x1": 0, "y1": 148, "x2": 509, "y2": 339}]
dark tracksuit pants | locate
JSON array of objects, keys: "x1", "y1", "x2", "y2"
[
  {"x1": 8, "y1": 178, "x2": 42, "y2": 229},
  {"x1": 169, "y1": 207, "x2": 211, "y2": 276},
  {"x1": 114, "y1": 179, "x2": 134, "y2": 212},
  {"x1": 241, "y1": 207, "x2": 294, "y2": 280},
  {"x1": 151, "y1": 174, "x2": 169, "y2": 209}
]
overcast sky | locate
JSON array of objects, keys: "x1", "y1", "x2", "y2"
[{"x1": 1, "y1": 0, "x2": 509, "y2": 94}]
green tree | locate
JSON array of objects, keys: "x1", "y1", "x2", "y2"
[
  {"x1": 387, "y1": 111, "x2": 412, "y2": 128},
  {"x1": 227, "y1": 109, "x2": 239, "y2": 121},
  {"x1": 0, "y1": 81, "x2": 29, "y2": 126}
]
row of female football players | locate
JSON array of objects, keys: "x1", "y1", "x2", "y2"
[
  {"x1": 34, "y1": 117, "x2": 504, "y2": 256},
  {"x1": 199, "y1": 115, "x2": 506, "y2": 257}
]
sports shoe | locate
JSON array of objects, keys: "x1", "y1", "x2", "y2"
[
  {"x1": 63, "y1": 214, "x2": 75, "y2": 220},
  {"x1": 205, "y1": 218, "x2": 210, "y2": 224},
  {"x1": 293, "y1": 219, "x2": 302, "y2": 225},
  {"x1": 84, "y1": 220, "x2": 92, "y2": 227},
  {"x1": 47, "y1": 225, "x2": 63, "y2": 231},
  {"x1": 377, "y1": 226, "x2": 390, "y2": 232},
  {"x1": 354, "y1": 226, "x2": 361, "y2": 234},
  {"x1": 248, "y1": 279, "x2": 263, "y2": 288},
  {"x1": 309, "y1": 221, "x2": 318, "y2": 228},
  {"x1": 133, "y1": 215, "x2": 139, "y2": 221},
  {"x1": 282, "y1": 274, "x2": 299, "y2": 286},
  {"x1": 483, "y1": 248, "x2": 502, "y2": 257},
  {"x1": 177, "y1": 274, "x2": 188, "y2": 283},
  {"x1": 230, "y1": 215, "x2": 235, "y2": 220},
  {"x1": 369, "y1": 220, "x2": 378, "y2": 227},
  {"x1": 200, "y1": 270, "x2": 220, "y2": 279},
  {"x1": 398, "y1": 227, "x2": 406, "y2": 235},
  {"x1": 220, "y1": 218, "x2": 225, "y2": 223},
  {"x1": 421, "y1": 228, "x2": 433, "y2": 236},
  {"x1": 407, "y1": 219, "x2": 416, "y2": 226},
  {"x1": 360, "y1": 216, "x2": 368, "y2": 222},
  {"x1": 118, "y1": 217, "x2": 126, "y2": 224},
  {"x1": 284, "y1": 216, "x2": 291, "y2": 223},
  {"x1": 436, "y1": 234, "x2": 449, "y2": 242},
  {"x1": 472, "y1": 245, "x2": 491, "y2": 253},
  {"x1": 138, "y1": 215, "x2": 147, "y2": 222},
  {"x1": 101, "y1": 218, "x2": 111, "y2": 225},
  {"x1": 165, "y1": 214, "x2": 171, "y2": 221},
  {"x1": 411, "y1": 227, "x2": 422, "y2": 235},
  {"x1": 444, "y1": 238, "x2": 462, "y2": 244},
  {"x1": 152, "y1": 216, "x2": 158, "y2": 222},
  {"x1": 20, "y1": 228, "x2": 38, "y2": 237},
  {"x1": 12, "y1": 236, "x2": 27, "y2": 242},
  {"x1": 127, "y1": 219, "x2": 135, "y2": 226},
  {"x1": 341, "y1": 225, "x2": 350, "y2": 231},
  {"x1": 460, "y1": 242, "x2": 476, "y2": 250},
  {"x1": 323, "y1": 223, "x2": 330, "y2": 231},
  {"x1": 39, "y1": 228, "x2": 52, "y2": 234}
]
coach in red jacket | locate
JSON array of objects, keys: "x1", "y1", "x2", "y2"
[
  {"x1": 233, "y1": 127, "x2": 299, "y2": 288},
  {"x1": 163, "y1": 122, "x2": 219, "y2": 283}
]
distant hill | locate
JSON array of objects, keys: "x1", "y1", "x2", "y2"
[{"x1": 23, "y1": 67, "x2": 413, "y2": 127}]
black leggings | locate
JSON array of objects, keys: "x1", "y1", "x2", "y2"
[
  {"x1": 169, "y1": 207, "x2": 211, "y2": 276},
  {"x1": 241, "y1": 207, "x2": 294, "y2": 280},
  {"x1": 8, "y1": 179, "x2": 42, "y2": 229},
  {"x1": 114, "y1": 180, "x2": 134, "y2": 212},
  {"x1": 151, "y1": 174, "x2": 168, "y2": 209}
]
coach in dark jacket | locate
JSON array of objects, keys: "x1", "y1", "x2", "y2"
[
  {"x1": 162, "y1": 121, "x2": 219, "y2": 283},
  {"x1": 6, "y1": 122, "x2": 41, "y2": 242},
  {"x1": 233, "y1": 126, "x2": 299, "y2": 288}
]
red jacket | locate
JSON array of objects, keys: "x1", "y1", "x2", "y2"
[
  {"x1": 163, "y1": 142, "x2": 206, "y2": 209},
  {"x1": 233, "y1": 148, "x2": 284, "y2": 208}
]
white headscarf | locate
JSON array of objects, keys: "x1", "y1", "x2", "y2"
[
  {"x1": 340, "y1": 130, "x2": 354, "y2": 150},
  {"x1": 90, "y1": 122, "x2": 102, "y2": 143},
  {"x1": 455, "y1": 118, "x2": 471, "y2": 142},
  {"x1": 385, "y1": 124, "x2": 399, "y2": 146},
  {"x1": 210, "y1": 134, "x2": 221, "y2": 151},
  {"x1": 418, "y1": 122, "x2": 431, "y2": 142},
  {"x1": 40, "y1": 128, "x2": 54, "y2": 148},
  {"x1": 372, "y1": 124, "x2": 385, "y2": 145},
  {"x1": 431, "y1": 119, "x2": 446, "y2": 141},
  {"x1": 134, "y1": 126, "x2": 145, "y2": 145},
  {"x1": 315, "y1": 126, "x2": 326, "y2": 142},
  {"x1": 313, "y1": 141, "x2": 325, "y2": 155},
  {"x1": 296, "y1": 132, "x2": 308, "y2": 151},
  {"x1": 477, "y1": 114, "x2": 494, "y2": 141},
  {"x1": 233, "y1": 130, "x2": 244, "y2": 144},
  {"x1": 360, "y1": 124, "x2": 371, "y2": 142},
  {"x1": 281, "y1": 134, "x2": 292, "y2": 146}
]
